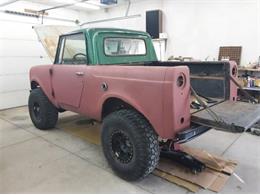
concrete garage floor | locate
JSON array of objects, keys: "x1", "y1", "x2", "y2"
[{"x1": 0, "y1": 106, "x2": 259, "y2": 193}]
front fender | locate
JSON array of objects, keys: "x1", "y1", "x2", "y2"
[{"x1": 29, "y1": 65, "x2": 58, "y2": 107}]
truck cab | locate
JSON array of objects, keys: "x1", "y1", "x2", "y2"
[
  {"x1": 49, "y1": 28, "x2": 158, "y2": 113},
  {"x1": 55, "y1": 28, "x2": 157, "y2": 65}
]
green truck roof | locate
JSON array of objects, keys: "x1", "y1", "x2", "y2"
[
  {"x1": 62, "y1": 27, "x2": 157, "y2": 65},
  {"x1": 65, "y1": 27, "x2": 153, "y2": 40}
]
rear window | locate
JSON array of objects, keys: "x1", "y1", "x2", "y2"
[{"x1": 104, "y1": 38, "x2": 146, "y2": 56}]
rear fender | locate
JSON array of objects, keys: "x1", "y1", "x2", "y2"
[
  {"x1": 163, "y1": 66, "x2": 191, "y2": 137},
  {"x1": 98, "y1": 66, "x2": 191, "y2": 139},
  {"x1": 99, "y1": 93, "x2": 154, "y2": 129}
]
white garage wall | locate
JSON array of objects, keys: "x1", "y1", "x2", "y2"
[
  {"x1": 163, "y1": 0, "x2": 259, "y2": 64},
  {"x1": 79, "y1": 0, "x2": 162, "y2": 31},
  {"x1": 82, "y1": 0, "x2": 260, "y2": 64},
  {"x1": 79, "y1": 0, "x2": 165, "y2": 59},
  {"x1": 0, "y1": 1, "x2": 82, "y2": 110}
]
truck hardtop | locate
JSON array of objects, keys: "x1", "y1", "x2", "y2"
[{"x1": 29, "y1": 27, "x2": 260, "y2": 181}]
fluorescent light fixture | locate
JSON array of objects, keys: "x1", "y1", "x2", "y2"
[
  {"x1": 54, "y1": 0, "x2": 77, "y2": 4},
  {"x1": 86, "y1": 0, "x2": 105, "y2": 6},
  {"x1": 53, "y1": 0, "x2": 101, "y2": 10},
  {"x1": 75, "y1": 2, "x2": 100, "y2": 10}
]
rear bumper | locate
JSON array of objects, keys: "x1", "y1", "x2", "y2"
[{"x1": 174, "y1": 124, "x2": 211, "y2": 144}]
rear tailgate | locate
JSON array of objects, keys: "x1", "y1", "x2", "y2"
[{"x1": 191, "y1": 101, "x2": 260, "y2": 132}]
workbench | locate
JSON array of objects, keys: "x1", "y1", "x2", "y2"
[{"x1": 238, "y1": 67, "x2": 260, "y2": 101}]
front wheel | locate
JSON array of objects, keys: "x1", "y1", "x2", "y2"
[
  {"x1": 101, "y1": 109, "x2": 160, "y2": 181},
  {"x1": 28, "y1": 88, "x2": 58, "y2": 130}
]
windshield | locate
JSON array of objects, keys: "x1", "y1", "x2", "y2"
[{"x1": 104, "y1": 38, "x2": 146, "y2": 56}]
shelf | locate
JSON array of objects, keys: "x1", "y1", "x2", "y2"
[
  {"x1": 242, "y1": 87, "x2": 260, "y2": 91},
  {"x1": 238, "y1": 68, "x2": 260, "y2": 72}
]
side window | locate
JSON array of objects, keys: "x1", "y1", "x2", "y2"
[{"x1": 57, "y1": 33, "x2": 87, "y2": 65}]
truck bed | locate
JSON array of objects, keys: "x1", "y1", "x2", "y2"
[
  {"x1": 146, "y1": 61, "x2": 232, "y2": 100},
  {"x1": 145, "y1": 61, "x2": 260, "y2": 132}
]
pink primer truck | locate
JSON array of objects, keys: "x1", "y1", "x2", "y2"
[{"x1": 29, "y1": 28, "x2": 260, "y2": 181}]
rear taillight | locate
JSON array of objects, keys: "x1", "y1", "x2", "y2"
[
  {"x1": 177, "y1": 73, "x2": 186, "y2": 88},
  {"x1": 229, "y1": 62, "x2": 238, "y2": 101},
  {"x1": 232, "y1": 66, "x2": 237, "y2": 77}
]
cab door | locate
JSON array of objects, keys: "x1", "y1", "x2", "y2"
[{"x1": 51, "y1": 32, "x2": 87, "y2": 109}]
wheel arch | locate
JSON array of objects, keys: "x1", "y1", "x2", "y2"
[
  {"x1": 30, "y1": 78, "x2": 58, "y2": 108},
  {"x1": 101, "y1": 97, "x2": 159, "y2": 136},
  {"x1": 31, "y1": 80, "x2": 40, "y2": 89},
  {"x1": 102, "y1": 97, "x2": 133, "y2": 119}
]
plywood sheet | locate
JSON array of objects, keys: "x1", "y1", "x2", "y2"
[
  {"x1": 157, "y1": 158, "x2": 218, "y2": 189},
  {"x1": 153, "y1": 169, "x2": 200, "y2": 193},
  {"x1": 180, "y1": 145, "x2": 237, "y2": 174}
]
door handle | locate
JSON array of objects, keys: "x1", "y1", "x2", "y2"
[{"x1": 75, "y1": 72, "x2": 84, "y2": 76}]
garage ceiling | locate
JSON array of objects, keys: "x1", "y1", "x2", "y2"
[{"x1": 6, "y1": 0, "x2": 128, "y2": 11}]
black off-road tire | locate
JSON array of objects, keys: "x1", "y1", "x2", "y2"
[
  {"x1": 101, "y1": 109, "x2": 160, "y2": 181},
  {"x1": 28, "y1": 88, "x2": 58, "y2": 130}
]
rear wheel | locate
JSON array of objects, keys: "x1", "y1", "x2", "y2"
[
  {"x1": 101, "y1": 109, "x2": 159, "y2": 181},
  {"x1": 28, "y1": 88, "x2": 58, "y2": 130}
]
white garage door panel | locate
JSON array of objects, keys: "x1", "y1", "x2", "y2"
[
  {"x1": 0, "y1": 21, "x2": 39, "y2": 41},
  {"x1": 0, "y1": 74, "x2": 30, "y2": 93},
  {"x1": 0, "y1": 56, "x2": 51, "y2": 75},
  {"x1": 0, "y1": 39, "x2": 49, "y2": 57},
  {"x1": 0, "y1": 90, "x2": 29, "y2": 110}
]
